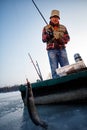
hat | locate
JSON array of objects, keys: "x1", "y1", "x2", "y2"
[{"x1": 50, "y1": 10, "x2": 60, "y2": 19}]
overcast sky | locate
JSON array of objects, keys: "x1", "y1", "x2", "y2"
[{"x1": 0, "y1": 0, "x2": 87, "y2": 87}]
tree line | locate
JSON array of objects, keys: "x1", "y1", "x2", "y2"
[{"x1": 0, "y1": 85, "x2": 20, "y2": 93}]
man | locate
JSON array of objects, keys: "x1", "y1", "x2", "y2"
[{"x1": 42, "y1": 10, "x2": 70, "y2": 78}]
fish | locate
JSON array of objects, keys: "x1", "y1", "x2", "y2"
[{"x1": 26, "y1": 78, "x2": 48, "y2": 129}]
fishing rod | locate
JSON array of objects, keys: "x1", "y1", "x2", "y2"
[
  {"x1": 32, "y1": 0, "x2": 48, "y2": 25},
  {"x1": 36, "y1": 61, "x2": 43, "y2": 81},
  {"x1": 28, "y1": 53, "x2": 43, "y2": 81}
]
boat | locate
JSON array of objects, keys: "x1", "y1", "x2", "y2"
[{"x1": 19, "y1": 60, "x2": 87, "y2": 105}]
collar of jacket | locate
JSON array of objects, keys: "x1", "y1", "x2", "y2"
[{"x1": 49, "y1": 21, "x2": 59, "y2": 27}]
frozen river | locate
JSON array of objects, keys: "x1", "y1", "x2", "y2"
[{"x1": 0, "y1": 91, "x2": 87, "y2": 130}]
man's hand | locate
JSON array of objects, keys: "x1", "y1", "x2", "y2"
[
  {"x1": 46, "y1": 28, "x2": 53, "y2": 39},
  {"x1": 45, "y1": 25, "x2": 53, "y2": 38},
  {"x1": 46, "y1": 29, "x2": 53, "y2": 36}
]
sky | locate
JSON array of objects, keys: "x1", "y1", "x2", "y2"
[{"x1": 0, "y1": 0, "x2": 87, "y2": 87}]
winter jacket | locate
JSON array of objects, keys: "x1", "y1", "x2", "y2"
[{"x1": 42, "y1": 22, "x2": 70, "y2": 50}]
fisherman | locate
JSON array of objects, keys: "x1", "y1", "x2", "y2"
[{"x1": 42, "y1": 10, "x2": 70, "y2": 78}]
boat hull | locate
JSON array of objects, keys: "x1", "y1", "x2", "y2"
[
  {"x1": 34, "y1": 88, "x2": 87, "y2": 104},
  {"x1": 19, "y1": 68, "x2": 87, "y2": 105}
]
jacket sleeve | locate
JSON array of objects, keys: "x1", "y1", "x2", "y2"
[
  {"x1": 61, "y1": 29, "x2": 70, "y2": 44},
  {"x1": 42, "y1": 27, "x2": 50, "y2": 43}
]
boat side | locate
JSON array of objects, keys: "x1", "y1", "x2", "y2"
[{"x1": 19, "y1": 69, "x2": 87, "y2": 104}]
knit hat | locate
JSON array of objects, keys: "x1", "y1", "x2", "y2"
[{"x1": 50, "y1": 10, "x2": 60, "y2": 19}]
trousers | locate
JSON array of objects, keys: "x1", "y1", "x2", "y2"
[{"x1": 47, "y1": 48, "x2": 69, "y2": 78}]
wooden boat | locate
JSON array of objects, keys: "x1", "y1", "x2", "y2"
[{"x1": 19, "y1": 61, "x2": 87, "y2": 105}]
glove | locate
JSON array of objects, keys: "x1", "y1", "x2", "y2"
[{"x1": 46, "y1": 28, "x2": 53, "y2": 38}]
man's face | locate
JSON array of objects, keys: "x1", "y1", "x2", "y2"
[{"x1": 50, "y1": 16, "x2": 59, "y2": 24}]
